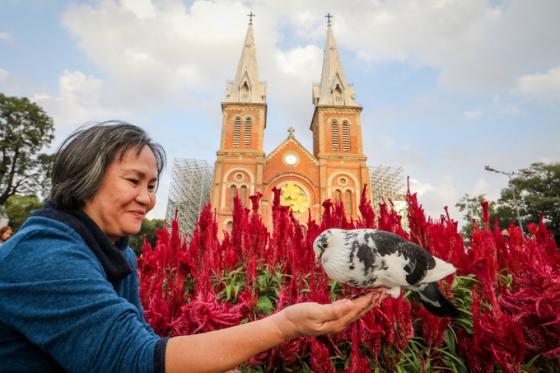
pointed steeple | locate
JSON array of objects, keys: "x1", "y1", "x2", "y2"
[
  {"x1": 313, "y1": 15, "x2": 358, "y2": 107},
  {"x1": 225, "y1": 14, "x2": 266, "y2": 104}
]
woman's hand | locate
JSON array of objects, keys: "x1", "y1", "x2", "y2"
[
  {"x1": 274, "y1": 290, "x2": 386, "y2": 340},
  {"x1": 165, "y1": 290, "x2": 386, "y2": 372}
]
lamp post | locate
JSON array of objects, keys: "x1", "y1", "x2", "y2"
[{"x1": 484, "y1": 165, "x2": 524, "y2": 234}]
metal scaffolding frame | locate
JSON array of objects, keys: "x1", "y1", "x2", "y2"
[
  {"x1": 165, "y1": 158, "x2": 213, "y2": 237},
  {"x1": 369, "y1": 165, "x2": 405, "y2": 203},
  {"x1": 369, "y1": 165, "x2": 408, "y2": 231}
]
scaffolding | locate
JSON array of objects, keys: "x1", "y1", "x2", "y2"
[
  {"x1": 369, "y1": 165, "x2": 408, "y2": 230},
  {"x1": 369, "y1": 165, "x2": 405, "y2": 203},
  {"x1": 165, "y1": 158, "x2": 213, "y2": 237}
]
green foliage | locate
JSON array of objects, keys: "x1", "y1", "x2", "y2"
[
  {"x1": 457, "y1": 162, "x2": 560, "y2": 243},
  {"x1": 450, "y1": 275, "x2": 476, "y2": 333},
  {"x1": 5, "y1": 194, "x2": 43, "y2": 231},
  {"x1": 218, "y1": 266, "x2": 283, "y2": 317},
  {"x1": 455, "y1": 194, "x2": 498, "y2": 237},
  {"x1": 0, "y1": 93, "x2": 55, "y2": 205},
  {"x1": 394, "y1": 276, "x2": 475, "y2": 373},
  {"x1": 129, "y1": 218, "x2": 164, "y2": 255},
  {"x1": 218, "y1": 267, "x2": 245, "y2": 302},
  {"x1": 498, "y1": 162, "x2": 560, "y2": 242}
]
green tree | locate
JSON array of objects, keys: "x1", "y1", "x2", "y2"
[
  {"x1": 457, "y1": 162, "x2": 560, "y2": 244},
  {"x1": 0, "y1": 93, "x2": 55, "y2": 205},
  {"x1": 455, "y1": 193, "x2": 499, "y2": 236},
  {"x1": 498, "y1": 162, "x2": 560, "y2": 243},
  {"x1": 130, "y1": 218, "x2": 165, "y2": 255},
  {"x1": 5, "y1": 194, "x2": 43, "y2": 231}
]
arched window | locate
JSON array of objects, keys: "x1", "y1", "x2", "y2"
[
  {"x1": 342, "y1": 120, "x2": 350, "y2": 152},
  {"x1": 331, "y1": 120, "x2": 339, "y2": 152},
  {"x1": 240, "y1": 185, "x2": 248, "y2": 206},
  {"x1": 233, "y1": 117, "x2": 241, "y2": 148},
  {"x1": 335, "y1": 189, "x2": 342, "y2": 202},
  {"x1": 229, "y1": 185, "x2": 238, "y2": 210},
  {"x1": 345, "y1": 190, "x2": 353, "y2": 216},
  {"x1": 244, "y1": 117, "x2": 252, "y2": 147}
]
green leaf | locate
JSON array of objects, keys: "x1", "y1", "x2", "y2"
[
  {"x1": 225, "y1": 284, "x2": 233, "y2": 300},
  {"x1": 256, "y1": 295, "x2": 274, "y2": 315}
]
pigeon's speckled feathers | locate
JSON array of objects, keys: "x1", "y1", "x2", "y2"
[{"x1": 314, "y1": 228, "x2": 459, "y2": 317}]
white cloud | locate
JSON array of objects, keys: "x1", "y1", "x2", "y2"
[
  {"x1": 61, "y1": 0, "x2": 260, "y2": 110},
  {"x1": 275, "y1": 45, "x2": 321, "y2": 79},
  {"x1": 56, "y1": 0, "x2": 560, "y2": 135},
  {"x1": 472, "y1": 178, "x2": 491, "y2": 196},
  {"x1": 470, "y1": 178, "x2": 501, "y2": 204},
  {"x1": 464, "y1": 110, "x2": 481, "y2": 120},
  {"x1": 0, "y1": 32, "x2": 11, "y2": 41},
  {"x1": 273, "y1": 0, "x2": 560, "y2": 93},
  {"x1": 0, "y1": 68, "x2": 8, "y2": 82},
  {"x1": 408, "y1": 177, "x2": 434, "y2": 197},
  {"x1": 516, "y1": 67, "x2": 560, "y2": 102},
  {"x1": 121, "y1": 0, "x2": 156, "y2": 19},
  {"x1": 408, "y1": 175, "x2": 466, "y2": 222},
  {"x1": 492, "y1": 95, "x2": 524, "y2": 116},
  {"x1": 32, "y1": 70, "x2": 130, "y2": 130}
]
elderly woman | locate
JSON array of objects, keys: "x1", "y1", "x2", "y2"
[{"x1": 0, "y1": 122, "x2": 384, "y2": 372}]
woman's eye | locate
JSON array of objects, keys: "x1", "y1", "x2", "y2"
[
  {"x1": 127, "y1": 178, "x2": 140, "y2": 185},
  {"x1": 148, "y1": 184, "x2": 156, "y2": 192}
]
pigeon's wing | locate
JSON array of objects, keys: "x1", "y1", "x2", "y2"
[{"x1": 368, "y1": 230, "x2": 435, "y2": 285}]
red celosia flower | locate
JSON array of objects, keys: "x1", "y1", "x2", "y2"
[{"x1": 138, "y1": 186, "x2": 560, "y2": 371}]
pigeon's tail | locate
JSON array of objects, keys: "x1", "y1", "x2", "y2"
[
  {"x1": 415, "y1": 282, "x2": 460, "y2": 318},
  {"x1": 421, "y1": 257, "x2": 456, "y2": 284}
]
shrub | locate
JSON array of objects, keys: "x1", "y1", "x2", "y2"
[{"x1": 138, "y1": 189, "x2": 560, "y2": 372}]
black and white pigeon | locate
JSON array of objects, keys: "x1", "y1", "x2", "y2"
[{"x1": 313, "y1": 228, "x2": 459, "y2": 317}]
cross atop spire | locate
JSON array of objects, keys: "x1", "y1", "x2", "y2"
[
  {"x1": 325, "y1": 13, "x2": 333, "y2": 27},
  {"x1": 247, "y1": 11, "x2": 255, "y2": 25}
]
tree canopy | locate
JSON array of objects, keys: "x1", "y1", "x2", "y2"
[
  {"x1": 457, "y1": 162, "x2": 560, "y2": 243},
  {"x1": 129, "y1": 218, "x2": 165, "y2": 255},
  {"x1": 0, "y1": 93, "x2": 55, "y2": 205},
  {"x1": 455, "y1": 194, "x2": 499, "y2": 236},
  {"x1": 5, "y1": 194, "x2": 43, "y2": 231}
]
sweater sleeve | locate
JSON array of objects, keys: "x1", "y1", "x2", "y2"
[
  {"x1": 0, "y1": 222, "x2": 162, "y2": 373},
  {"x1": 122, "y1": 247, "x2": 159, "y2": 337}
]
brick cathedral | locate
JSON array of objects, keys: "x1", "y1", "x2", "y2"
[{"x1": 210, "y1": 17, "x2": 371, "y2": 231}]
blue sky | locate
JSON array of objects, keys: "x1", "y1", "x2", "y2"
[{"x1": 1, "y1": 0, "x2": 559, "y2": 224}]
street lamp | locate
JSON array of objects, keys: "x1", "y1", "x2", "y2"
[{"x1": 484, "y1": 165, "x2": 524, "y2": 234}]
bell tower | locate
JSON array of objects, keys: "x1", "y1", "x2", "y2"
[
  {"x1": 211, "y1": 13, "x2": 267, "y2": 230},
  {"x1": 310, "y1": 15, "x2": 371, "y2": 217}
]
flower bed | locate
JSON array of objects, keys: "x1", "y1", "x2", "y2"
[{"x1": 138, "y1": 188, "x2": 560, "y2": 372}]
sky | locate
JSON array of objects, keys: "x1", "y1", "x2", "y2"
[{"x1": 1, "y1": 0, "x2": 559, "y2": 225}]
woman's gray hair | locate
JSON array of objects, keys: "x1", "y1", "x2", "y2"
[{"x1": 50, "y1": 121, "x2": 166, "y2": 210}]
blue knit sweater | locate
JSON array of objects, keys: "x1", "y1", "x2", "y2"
[{"x1": 0, "y1": 216, "x2": 165, "y2": 372}]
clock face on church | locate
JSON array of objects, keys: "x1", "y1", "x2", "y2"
[{"x1": 283, "y1": 152, "x2": 299, "y2": 166}]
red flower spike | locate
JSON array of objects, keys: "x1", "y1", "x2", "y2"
[
  {"x1": 309, "y1": 338, "x2": 336, "y2": 373},
  {"x1": 137, "y1": 184, "x2": 560, "y2": 371}
]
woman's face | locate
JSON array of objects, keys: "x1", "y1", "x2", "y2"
[
  {"x1": 83, "y1": 145, "x2": 158, "y2": 242},
  {"x1": 1, "y1": 228, "x2": 12, "y2": 241}
]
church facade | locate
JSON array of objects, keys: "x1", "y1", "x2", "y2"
[{"x1": 210, "y1": 19, "x2": 371, "y2": 231}]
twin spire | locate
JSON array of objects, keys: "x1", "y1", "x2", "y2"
[
  {"x1": 225, "y1": 13, "x2": 358, "y2": 107},
  {"x1": 224, "y1": 12, "x2": 267, "y2": 104},
  {"x1": 313, "y1": 15, "x2": 358, "y2": 107}
]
